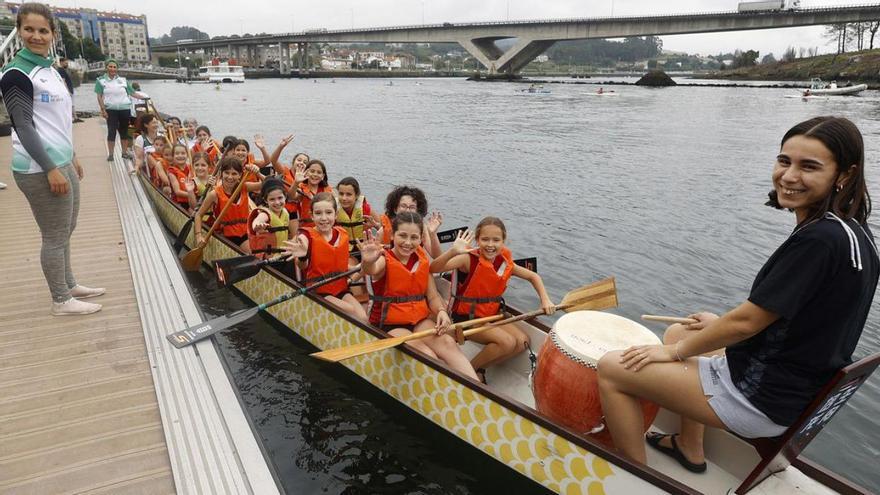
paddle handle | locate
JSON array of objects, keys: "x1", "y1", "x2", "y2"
[
  {"x1": 391, "y1": 313, "x2": 506, "y2": 344},
  {"x1": 262, "y1": 265, "x2": 362, "y2": 309},
  {"x1": 461, "y1": 306, "x2": 560, "y2": 338},
  {"x1": 641, "y1": 315, "x2": 697, "y2": 325},
  {"x1": 198, "y1": 170, "x2": 251, "y2": 248}
]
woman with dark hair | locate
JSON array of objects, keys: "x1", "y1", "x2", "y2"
[
  {"x1": 597, "y1": 116, "x2": 878, "y2": 473},
  {"x1": 1, "y1": 3, "x2": 104, "y2": 315},
  {"x1": 378, "y1": 185, "x2": 443, "y2": 257},
  {"x1": 95, "y1": 59, "x2": 148, "y2": 161},
  {"x1": 359, "y1": 212, "x2": 478, "y2": 380}
]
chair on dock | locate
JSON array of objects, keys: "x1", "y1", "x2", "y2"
[{"x1": 734, "y1": 352, "x2": 880, "y2": 494}]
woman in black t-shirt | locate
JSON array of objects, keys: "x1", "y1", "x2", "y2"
[{"x1": 596, "y1": 116, "x2": 879, "y2": 473}]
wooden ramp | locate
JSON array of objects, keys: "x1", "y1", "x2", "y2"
[{"x1": 0, "y1": 118, "x2": 278, "y2": 495}]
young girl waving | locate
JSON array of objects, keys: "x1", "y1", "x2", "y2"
[
  {"x1": 290, "y1": 159, "x2": 333, "y2": 227},
  {"x1": 166, "y1": 143, "x2": 196, "y2": 211},
  {"x1": 194, "y1": 156, "x2": 264, "y2": 253},
  {"x1": 430, "y1": 217, "x2": 555, "y2": 381},
  {"x1": 359, "y1": 212, "x2": 479, "y2": 381},
  {"x1": 283, "y1": 192, "x2": 366, "y2": 320},
  {"x1": 248, "y1": 178, "x2": 293, "y2": 259}
]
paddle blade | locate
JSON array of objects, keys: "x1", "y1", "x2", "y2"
[
  {"x1": 513, "y1": 257, "x2": 537, "y2": 273},
  {"x1": 166, "y1": 306, "x2": 261, "y2": 348},
  {"x1": 560, "y1": 277, "x2": 618, "y2": 312},
  {"x1": 214, "y1": 255, "x2": 259, "y2": 287},
  {"x1": 311, "y1": 334, "x2": 412, "y2": 362},
  {"x1": 174, "y1": 218, "x2": 194, "y2": 250},
  {"x1": 181, "y1": 246, "x2": 204, "y2": 271},
  {"x1": 437, "y1": 226, "x2": 467, "y2": 244}
]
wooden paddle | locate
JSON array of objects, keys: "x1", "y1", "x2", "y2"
[
  {"x1": 641, "y1": 315, "x2": 698, "y2": 325},
  {"x1": 312, "y1": 276, "x2": 617, "y2": 363},
  {"x1": 173, "y1": 158, "x2": 224, "y2": 250},
  {"x1": 167, "y1": 265, "x2": 362, "y2": 348},
  {"x1": 311, "y1": 314, "x2": 506, "y2": 362},
  {"x1": 181, "y1": 170, "x2": 251, "y2": 271}
]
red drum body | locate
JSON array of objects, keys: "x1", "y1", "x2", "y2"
[{"x1": 533, "y1": 311, "x2": 661, "y2": 447}]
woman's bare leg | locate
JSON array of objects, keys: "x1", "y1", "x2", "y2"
[{"x1": 597, "y1": 348, "x2": 725, "y2": 464}]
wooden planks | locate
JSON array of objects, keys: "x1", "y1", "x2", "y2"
[{"x1": 0, "y1": 119, "x2": 175, "y2": 495}]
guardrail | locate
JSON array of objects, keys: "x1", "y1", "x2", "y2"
[
  {"x1": 153, "y1": 3, "x2": 880, "y2": 49},
  {"x1": 0, "y1": 27, "x2": 22, "y2": 68}
]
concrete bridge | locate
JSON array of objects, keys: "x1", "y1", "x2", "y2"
[{"x1": 153, "y1": 4, "x2": 880, "y2": 74}]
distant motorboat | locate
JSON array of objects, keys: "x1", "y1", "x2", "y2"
[
  {"x1": 803, "y1": 78, "x2": 866, "y2": 96},
  {"x1": 519, "y1": 84, "x2": 550, "y2": 94},
  {"x1": 198, "y1": 59, "x2": 245, "y2": 83}
]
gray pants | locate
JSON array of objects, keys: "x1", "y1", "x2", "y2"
[{"x1": 13, "y1": 165, "x2": 80, "y2": 302}]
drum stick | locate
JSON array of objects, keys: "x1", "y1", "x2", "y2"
[{"x1": 641, "y1": 315, "x2": 698, "y2": 325}]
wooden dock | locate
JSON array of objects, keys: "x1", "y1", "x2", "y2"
[
  {"x1": 0, "y1": 119, "x2": 175, "y2": 494},
  {"x1": 0, "y1": 118, "x2": 278, "y2": 495}
]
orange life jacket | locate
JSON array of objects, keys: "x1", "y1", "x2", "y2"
[
  {"x1": 192, "y1": 141, "x2": 219, "y2": 165},
  {"x1": 166, "y1": 164, "x2": 191, "y2": 206},
  {"x1": 380, "y1": 214, "x2": 392, "y2": 245},
  {"x1": 450, "y1": 248, "x2": 514, "y2": 319},
  {"x1": 212, "y1": 184, "x2": 250, "y2": 238},
  {"x1": 280, "y1": 168, "x2": 298, "y2": 214},
  {"x1": 296, "y1": 183, "x2": 333, "y2": 226},
  {"x1": 247, "y1": 207, "x2": 290, "y2": 259},
  {"x1": 369, "y1": 247, "x2": 430, "y2": 327},
  {"x1": 300, "y1": 226, "x2": 350, "y2": 295}
]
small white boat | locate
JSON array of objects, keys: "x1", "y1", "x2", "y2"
[
  {"x1": 784, "y1": 94, "x2": 828, "y2": 100},
  {"x1": 519, "y1": 85, "x2": 551, "y2": 94},
  {"x1": 584, "y1": 91, "x2": 619, "y2": 97},
  {"x1": 198, "y1": 59, "x2": 245, "y2": 83},
  {"x1": 802, "y1": 78, "x2": 866, "y2": 96}
]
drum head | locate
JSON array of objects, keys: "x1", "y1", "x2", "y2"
[{"x1": 551, "y1": 311, "x2": 660, "y2": 367}]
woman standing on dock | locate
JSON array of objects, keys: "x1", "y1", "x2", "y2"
[
  {"x1": 597, "y1": 116, "x2": 878, "y2": 473},
  {"x1": 0, "y1": 3, "x2": 105, "y2": 315},
  {"x1": 95, "y1": 59, "x2": 147, "y2": 161}
]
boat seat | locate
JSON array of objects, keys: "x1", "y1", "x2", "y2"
[{"x1": 733, "y1": 352, "x2": 880, "y2": 494}]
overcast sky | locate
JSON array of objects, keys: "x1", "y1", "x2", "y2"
[{"x1": 51, "y1": 0, "x2": 858, "y2": 57}]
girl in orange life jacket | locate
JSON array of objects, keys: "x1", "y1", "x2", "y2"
[
  {"x1": 359, "y1": 212, "x2": 479, "y2": 381},
  {"x1": 268, "y1": 133, "x2": 309, "y2": 188},
  {"x1": 190, "y1": 152, "x2": 216, "y2": 199},
  {"x1": 231, "y1": 137, "x2": 270, "y2": 169},
  {"x1": 290, "y1": 159, "x2": 333, "y2": 228},
  {"x1": 147, "y1": 135, "x2": 171, "y2": 195},
  {"x1": 378, "y1": 185, "x2": 443, "y2": 258},
  {"x1": 166, "y1": 143, "x2": 197, "y2": 211},
  {"x1": 248, "y1": 178, "x2": 294, "y2": 259},
  {"x1": 336, "y1": 177, "x2": 381, "y2": 253},
  {"x1": 282, "y1": 192, "x2": 367, "y2": 320},
  {"x1": 194, "y1": 156, "x2": 266, "y2": 253},
  {"x1": 192, "y1": 125, "x2": 220, "y2": 166},
  {"x1": 430, "y1": 218, "x2": 555, "y2": 380}
]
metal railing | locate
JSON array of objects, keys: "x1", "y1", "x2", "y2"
[
  {"x1": 0, "y1": 27, "x2": 22, "y2": 68},
  {"x1": 153, "y1": 2, "x2": 880, "y2": 50}
]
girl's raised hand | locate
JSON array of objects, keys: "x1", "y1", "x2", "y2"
[
  {"x1": 244, "y1": 164, "x2": 260, "y2": 176},
  {"x1": 282, "y1": 237, "x2": 308, "y2": 260},
  {"x1": 280, "y1": 134, "x2": 295, "y2": 146},
  {"x1": 207, "y1": 176, "x2": 217, "y2": 187},
  {"x1": 357, "y1": 231, "x2": 383, "y2": 264},
  {"x1": 426, "y1": 211, "x2": 443, "y2": 234},
  {"x1": 293, "y1": 162, "x2": 306, "y2": 182},
  {"x1": 254, "y1": 134, "x2": 265, "y2": 149},
  {"x1": 451, "y1": 229, "x2": 474, "y2": 255},
  {"x1": 363, "y1": 216, "x2": 379, "y2": 230}
]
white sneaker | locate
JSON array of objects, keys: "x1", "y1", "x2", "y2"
[
  {"x1": 0, "y1": 182, "x2": 7, "y2": 189},
  {"x1": 52, "y1": 297, "x2": 102, "y2": 316},
  {"x1": 70, "y1": 284, "x2": 106, "y2": 299}
]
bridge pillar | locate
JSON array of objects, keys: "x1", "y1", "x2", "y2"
[
  {"x1": 280, "y1": 43, "x2": 291, "y2": 75},
  {"x1": 457, "y1": 36, "x2": 556, "y2": 75}
]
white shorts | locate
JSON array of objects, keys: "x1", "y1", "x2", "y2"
[{"x1": 699, "y1": 355, "x2": 787, "y2": 439}]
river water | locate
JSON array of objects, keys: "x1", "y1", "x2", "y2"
[{"x1": 77, "y1": 77, "x2": 880, "y2": 493}]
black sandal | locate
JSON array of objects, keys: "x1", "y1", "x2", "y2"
[
  {"x1": 646, "y1": 432, "x2": 707, "y2": 473},
  {"x1": 476, "y1": 368, "x2": 487, "y2": 384}
]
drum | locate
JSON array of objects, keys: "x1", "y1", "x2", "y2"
[{"x1": 532, "y1": 310, "x2": 661, "y2": 446}]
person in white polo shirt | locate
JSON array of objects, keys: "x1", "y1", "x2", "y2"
[
  {"x1": 95, "y1": 59, "x2": 147, "y2": 162},
  {"x1": 1, "y1": 3, "x2": 105, "y2": 315}
]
